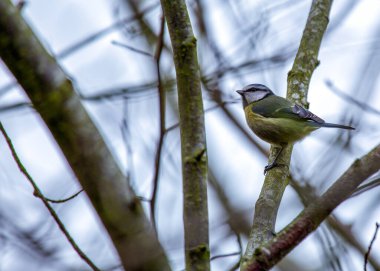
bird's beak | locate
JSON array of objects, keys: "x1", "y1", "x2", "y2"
[{"x1": 236, "y1": 90, "x2": 243, "y2": 95}]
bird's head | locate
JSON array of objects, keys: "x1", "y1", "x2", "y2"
[{"x1": 236, "y1": 84, "x2": 274, "y2": 107}]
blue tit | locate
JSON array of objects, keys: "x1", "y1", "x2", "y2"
[{"x1": 237, "y1": 84, "x2": 354, "y2": 174}]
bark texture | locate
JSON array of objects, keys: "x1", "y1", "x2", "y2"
[
  {"x1": 241, "y1": 0, "x2": 333, "y2": 269},
  {"x1": 0, "y1": 1, "x2": 170, "y2": 270},
  {"x1": 160, "y1": 1, "x2": 210, "y2": 270}
]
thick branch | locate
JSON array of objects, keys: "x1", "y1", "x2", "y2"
[
  {"x1": 160, "y1": 1, "x2": 210, "y2": 270},
  {"x1": 291, "y1": 179, "x2": 380, "y2": 270},
  {"x1": 0, "y1": 1, "x2": 170, "y2": 270},
  {"x1": 242, "y1": 0, "x2": 333, "y2": 269},
  {"x1": 246, "y1": 143, "x2": 380, "y2": 270}
]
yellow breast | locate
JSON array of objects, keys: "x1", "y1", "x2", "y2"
[{"x1": 244, "y1": 107, "x2": 319, "y2": 145}]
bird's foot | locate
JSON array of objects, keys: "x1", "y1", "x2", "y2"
[
  {"x1": 264, "y1": 162, "x2": 278, "y2": 175},
  {"x1": 264, "y1": 162, "x2": 287, "y2": 175}
]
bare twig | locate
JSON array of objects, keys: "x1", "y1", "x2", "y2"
[
  {"x1": 81, "y1": 81, "x2": 162, "y2": 101},
  {"x1": 210, "y1": 251, "x2": 240, "y2": 261},
  {"x1": 121, "y1": 96, "x2": 135, "y2": 183},
  {"x1": 364, "y1": 222, "x2": 380, "y2": 271},
  {"x1": 326, "y1": 80, "x2": 380, "y2": 116},
  {"x1": 43, "y1": 189, "x2": 84, "y2": 203},
  {"x1": 150, "y1": 14, "x2": 166, "y2": 233},
  {"x1": 352, "y1": 177, "x2": 380, "y2": 197},
  {"x1": 0, "y1": 122, "x2": 101, "y2": 271},
  {"x1": 111, "y1": 40, "x2": 153, "y2": 57},
  {"x1": 228, "y1": 233, "x2": 243, "y2": 271},
  {"x1": 0, "y1": 102, "x2": 31, "y2": 113},
  {"x1": 57, "y1": 3, "x2": 159, "y2": 58},
  {"x1": 0, "y1": 81, "x2": 18, "y2": 97}
]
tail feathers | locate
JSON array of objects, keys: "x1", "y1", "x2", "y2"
[{"x1": 320, "y1": 122, "x2": 355, "y2": 130}]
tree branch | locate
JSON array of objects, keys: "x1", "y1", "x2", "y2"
[
  {"x1": 0, "y1": 1, "x2": 170, "y2": 270},
  {"x1": 245, "y1": 143, "x2": 380, "y2": 270},
  {"x1": 290, "y1": 178, "x2": 380, "y2": 270},
  {"x1": 160, "y1": 0, "x2": 210, "y2": 270},
  {"x1": 241, "y1": 0, "x2": 333, "y2": 269},
  {"x1": 151, "y1": 14, "x2": 166, "y2": 233}
]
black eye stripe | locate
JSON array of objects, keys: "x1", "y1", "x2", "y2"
[{"x1": 243, "y1": 84, "x2": 269, "y2": 92}]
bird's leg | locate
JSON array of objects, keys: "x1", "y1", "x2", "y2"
[{"x1": 264, "y1": 146, "x2": 283, "y2": 175}]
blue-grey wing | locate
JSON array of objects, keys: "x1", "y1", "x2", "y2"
[
  {"x1": 291, "y1": 104, "x2": 325, "y2": 123},
  {"x1": 250, "y1": 95, "x2": 325, "y2": 124}
]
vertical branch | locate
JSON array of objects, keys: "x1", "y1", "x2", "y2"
[
  {"x1": 287, "y1": 0, "x2": 332, "y2": 104},
  {"x1": 151, "y1": 15, "x2": 166, "y2": 232},
  {"x1": 159, "y1": 1, "x2": 210, "y2": 270},
  {"x1": 241, "y1": 0, "x2": 333, "y2": 269}
]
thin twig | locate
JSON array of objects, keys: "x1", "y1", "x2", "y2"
[
  {"x1": 0, "y1": 102, "x2": 31, "y2": 113},
  {"x1": 210, "y1": 251, "x2": 240, "y2": 261},
  {"x1": 0, "y1": 81, "x2": 18, "y2": 97},
  {"x1": 56, "y1": 3, "x2": 159, "y2": 59},
  {"x1": 121, "y1": 95, "x2": 136, "y2": 187},
  {"x1": 352, "y1": 177, "x2": 380, "y2": 197},
  {"x1": 165, "y1": 100, "x2": 239, "y2": 134},
  {"x1": 0, "y1": 122, "x2": 101, "y2": 271},
  {"x1": 111, "y1": 40, "x2": 153, "y2": 57},
  {"x1": 80, "y1": 81, "x2": 160, "y2": 101},
  {"x1": 228, "y1": 232, "x2": 243, "y2": 271},
  {"x1": 326, "y1": 80, "x2": 380, "y2": 116},
  {"x1": 43, "y1": 189, "x2": 84, "y2": 203},
  {"x1": 150, "y1": 14, "x2": 166, "y2": 233},
  {"x1": 364, "y1": 222, "x2": 380, "y2": 271}
]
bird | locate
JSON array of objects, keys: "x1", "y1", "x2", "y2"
[{"x1": 236, "y1": 83, "x2": 354, "y2": 174}]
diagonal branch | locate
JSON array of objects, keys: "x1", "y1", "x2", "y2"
[
  {"x1": 290, "y1": 178, "x2": 380, "y2": 270},
  {"x1": 0, "y1": 1, "x2": 170, "y2": 270},
  {"x1": 245, "y1": 143, "x2": 380, "y2": 270}
]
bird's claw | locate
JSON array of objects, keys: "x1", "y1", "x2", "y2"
[
  {"x1": 264, "y1": 162, "x2": 287, "y2": 175},
  {"x1": 264, "y1": 162, "x2": 278, "y2": 175}
]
